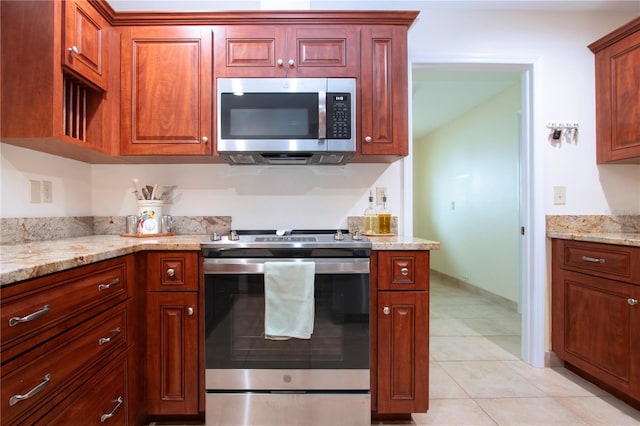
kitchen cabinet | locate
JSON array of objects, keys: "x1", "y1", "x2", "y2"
[
  {"x1": 0, "y1": 255, "x2": 137, "y2": 425},
  {"x1": 358, "y1": 25, "x2": 410, "y2": 159},
  {"x1": 214, "y1": 25, "x2": 359, "y2": 78},
  {"x1": 552, "y1": 239, "x2": 640, "y2": 408},
  {"x1": 63, "y1": 0, "x2": 108, "y2": 91},
  {"x1": 371, "y1": 250, "x2": 429, "y2": 416},
  {"x1": 0, "y1": 0, "x2": 118, "y2": 162},
  {"x1": 589, "y1": 17, "x2": 640, "y2": 164},
  {"x1": 146, "y1": 252, "x2": 201, "y2": 416},
  {"x1": 120, "y1": 27, "x2": 213, "y2": 156}
]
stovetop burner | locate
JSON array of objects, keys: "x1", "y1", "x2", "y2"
[{"x1": 200, "y1": 229, "x2": 371, "y2": 254}]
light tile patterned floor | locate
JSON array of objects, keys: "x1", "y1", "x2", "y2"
[{"x1": 396, "y1": 274, "x2": 640, "y2": 426}]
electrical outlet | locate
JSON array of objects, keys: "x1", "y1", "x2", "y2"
[
  {"x1": 42, "y1": 180, "x2": 53, "y2": 203},
  {"x1": 553, "y1": 186, "x2": 566, "y2": 205},
  {"x1": 30, "y1": 180, "x2": 41, "y2": 203},
  {"x1": 376, "y1": 187, "x2": 386, "y2": 205}
]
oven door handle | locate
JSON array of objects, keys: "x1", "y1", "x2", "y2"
[{"x1": 203, "y1": 258, "x2": 369, "y2": 275}]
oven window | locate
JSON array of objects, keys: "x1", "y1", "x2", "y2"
[
  {"x1": 220, "y1": 93, "x2": 319, "y2": 139},
  {"x1": 205, "y1": 274, "x2": 369, "y2": 370}
]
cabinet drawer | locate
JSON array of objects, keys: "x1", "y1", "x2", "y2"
[
  {"x1": 561, "y1": 241, "x2": 633, "y2": 280},
  {"x1": 1, "y1": 257, "x2": 131, "y2": 356},
  {"x1": 1, "y1": 304, "x2": 128, "y2": 425},
  {"x1": 40, "y1": 356, "x2": 128, "y2": 425},
  {"x1": 377, "y1": 251, "x2": 429, "y2": 291},
  {"x1": 147, "y1": 252, "x2": 199, "y2": 291}
]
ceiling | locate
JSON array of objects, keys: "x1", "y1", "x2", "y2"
[{"x1": 106, "y1": 0, "x2": 637, "y2": 139}]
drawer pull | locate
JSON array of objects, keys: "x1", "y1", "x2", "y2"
[
  {"x1": 166, "y1": 268, "x2": 175, "y2": 277},
  {"x1": 98, "y1": 327, "x2": 121, "y2": 346},
  {"x1": 9, "y1": 373, "x2": 51, "y2": 406},
  {"x1": 9, "y1": 304, "x2": 50, "y2": 327},
  {"x1": 628, "y1": 298, "x2": 639, "y2": 306},
  {"x1": 98, "y1": 278, "x2": 121, "y2": 291},
  {"x1": 100, "y1": 396, "x2": 123, "y2": 423},
  {"x1": 582, "y1": 256, "x2": 605, "y2": 264},
  {"x1": 188, "y1": 307, "x2": 194, "y2": 316},
  {"x1": 383, "y1": 307, "x2": 390, "y2": 315},
  {"x1": 401, "y1": 267, "x2": 409, "y2": 276}
]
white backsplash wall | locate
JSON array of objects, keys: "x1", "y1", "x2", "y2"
[
  {"x1": 0, "y1": 144, "x2": 93, "y2": 218},
  {"x1": 91, "y1": 162, "x2": 404, "y2": 230}
]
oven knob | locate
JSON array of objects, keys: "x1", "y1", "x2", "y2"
[
  {"x1": 333, "y1": 230, "x2": 345, "y2": 240},
  {"x1": 352, "y1": 230, "x2": 362, "y2": 240},
  {"x1": 229, "y1": 230, "x2": 239, "y2": 241},
  {"x1": 211, "y1": 232, "x2": 221, "y2": 241}
]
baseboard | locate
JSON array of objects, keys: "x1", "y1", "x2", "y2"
[
  {"x1": 430, "y1": 269, "x2": 518, "y2": 312},
  {"x1": 545, "y1": 351, "x2": 564, "y2": 368}
]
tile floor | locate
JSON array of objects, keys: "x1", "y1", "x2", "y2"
[{"x1": 396, "y1": 274, "x2": 640, "y2": 426}]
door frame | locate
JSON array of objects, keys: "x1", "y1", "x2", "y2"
[{"x1": 404, "y1": 57, "x2": 545, "y2": 367}]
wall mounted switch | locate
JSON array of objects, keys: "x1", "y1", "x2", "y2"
[
  {"x1": 553, "y1": 186, "x2": 566, "y2": 205},
  {"x1": 376, "y1": 187, "x2": 386, "y2": 205}
]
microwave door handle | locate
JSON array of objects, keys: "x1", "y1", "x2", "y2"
[{"x1": 318, "y1": 91, "x2": 326, "y2": 139}]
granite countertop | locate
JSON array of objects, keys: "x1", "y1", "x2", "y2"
[
  {"x1": 1, "y1": 234, "x2": 440, "y2": 286},
  {"x1": 547, "y1": 232, "x2": 640, "y2": 247}
]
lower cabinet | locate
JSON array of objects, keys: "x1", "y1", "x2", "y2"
[
  {"x1": 372, "y1": 250, "x2": 430, "y2": 416},
  {"x1": 552, "y1": 239, "x2": 640, "y2": 407},
  {"x1": 146, "y1": 251, "x2": 201, "y2": 417}
]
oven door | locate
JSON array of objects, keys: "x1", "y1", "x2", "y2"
[{"x1": 203, "y1": 258, "x2": 370, "y2": 391}]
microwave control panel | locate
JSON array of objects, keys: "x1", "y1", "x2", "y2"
[{"x1": 326, "y1": 93, "x2": 352, "y2": 139}]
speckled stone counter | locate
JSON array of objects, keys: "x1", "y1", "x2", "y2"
[
  {"x1": 1, "y1": 235, "x2": 206, "y2": 286},
  {"x1": 1, "y1": 233, "x2": 440, "y2": 286},
  {"x1": 368, "y1": 235, "x2": 440, "y2": 251},
  {"x1": 546, "y1": 232, "x2": 640, "y2": 247},
  {"x1": 546, "y1": 214, "x2": 640, "y2": 248}
]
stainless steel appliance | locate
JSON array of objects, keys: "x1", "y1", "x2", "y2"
[
  {"x1": 201, "y1": 230, "x2": 371, "y2": 426},
  {"x1": 217, "y1": 78, "x2": 356, "y2": 165}
]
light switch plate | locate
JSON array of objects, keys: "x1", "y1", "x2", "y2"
[
  {"x1": 30, "y1": 180, "x2": 41, "y2": 203},
  {"x1": 553, "y1": 186, "x2": 566, "y2": 205}
]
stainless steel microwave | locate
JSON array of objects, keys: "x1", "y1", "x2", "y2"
[{"x1": 216, "y1": 78, "x2": 356, "y2": 165}]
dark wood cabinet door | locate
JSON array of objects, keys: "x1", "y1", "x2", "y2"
[
  {"x1": 288, "y1": 26, "x2": 359, "y2": 77},
  {"x1": 146, "y1": 292, "x2": 199, "y2": 415},
  {"x1": 360, "y1": 25, "x2": 408, "y2": 156},
  {"x1": 214, "y1": 26, "x2": 286, "y2": 77},
  {"x1": 63, "y1": 0, "x2": 108, "y2": 90},
  {"x1": 553, "y1": 268, "x2": 639, "y2": 396},
  {"x1": 121, "y1": 26, "x2": 212, "y2": 155},
  {"x1": 591, "y1": 18, "x2": 640, "y2": 163},
  {"x1": 376, "y1": 291, "x2": 429, "y2": 414}
]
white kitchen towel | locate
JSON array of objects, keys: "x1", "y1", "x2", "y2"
[{"x1": 264, "y1": 261, "x2": 315, "y2": 340}]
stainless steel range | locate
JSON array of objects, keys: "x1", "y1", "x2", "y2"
[{"x1": 201, "y1": 230, "x2": 371, "y2": 426}]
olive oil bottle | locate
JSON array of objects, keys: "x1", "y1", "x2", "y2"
[
  {"x1": 364, "y1": 190, "x2": 378, "y2": 234},
  {"x1": 377, "y1": 195, "x2": 391, "y2": 234}
]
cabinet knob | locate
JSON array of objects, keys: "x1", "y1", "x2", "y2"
[
  {"x1": 166, "y1": 268, "x2": 175, "y2": 277},
  {"x1": 68, "y1": 45, "x2": 79, "y2": 54},
  {"x1": 365, "y1": 136, "x2": 372, "y2": 143},
  {"x1": 628, "y1": 298, "x2": 639, "y2": 306},
  {"x1": 401, "y1": 267, "x2": 409, "y2": 276},
  {"x1": 201, "y1": 136, "x2": 208, "y2": 143},
  {"x1": 383, "y1": 306, "x2": 390, "y2": 315},
  {"x1": 188, "y1": 307, "x2": 194, "y2": 316},
  {"x1": 277, "y1": 59, "x2": 284, "y2": 67},
  {"x1": 288, "y1": 59, "x2": 295, "y2": 67}
]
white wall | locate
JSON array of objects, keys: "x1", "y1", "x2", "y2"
[
  {"x1": 408, "y1": 8, "x2": 640, "y2": 215},
  {"x1": 1, "y1": 7, "x2": 638, "y2": 224},
  {"x1": 414, "y1": 84, "x2": 521, "y2": 302}
]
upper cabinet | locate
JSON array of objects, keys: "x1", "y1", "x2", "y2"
[
  {"x1": 63, "y1": 0, "x2": 108, "y2": 91},
  {"x1": 214, "y1": 25, "x2": 359, "y2": 78},
  {"x1": 120, "y1": 26, "x2": 213, "y2": 156},
  {"x1": 589, "y1": 17, "x2": 640, "y2": 164},
  {"x1": 359, "y1": 25, "x2": 409, "y2": 159},
  {"x1": 0, "y1": 0, "x2": 118, "y2": 162}
]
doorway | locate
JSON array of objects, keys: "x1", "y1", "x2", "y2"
[{"x1": 406, "y1": 61, "x2": 544, "y2": 367}]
